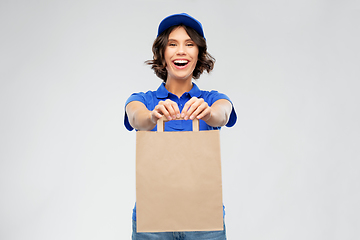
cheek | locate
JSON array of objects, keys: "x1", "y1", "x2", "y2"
[
  {"x1": 192, "y1": 49, "x2": 199, "y2": 61},
  {"x1": 192, "y1": 53, "x2": 199, "y2": 65},
  {"x1": 164, "y1": 49, "x2": 173, "y2": 63}
]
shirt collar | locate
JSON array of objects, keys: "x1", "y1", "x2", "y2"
[{"x1": 156, "y1": 82, "x2": 202, "y2": 99}]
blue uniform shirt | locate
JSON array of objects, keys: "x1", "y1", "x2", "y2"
[{"x1": 124, "y1": 82, "x2": 237, "y2": 221}]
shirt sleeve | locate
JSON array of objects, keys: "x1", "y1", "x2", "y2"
[
  {"x1": 206, "y1": 90, "x2": 237, "y2": 128},
  {"x1": 124, "y1": 92, "x2": 147, "y2": 131}
]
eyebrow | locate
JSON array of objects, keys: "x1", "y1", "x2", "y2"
[{"x1": 168, "y1": 38, "x2": 193, "y2": 42}]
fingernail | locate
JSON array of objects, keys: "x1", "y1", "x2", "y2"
[
  {"x1": 177, "y1": 114, "x2": 181, "y2": 119},
  {"x1": 190, "y1": 115, "x2": 194, "y2": 120},
  {"x1": 172, "y1": 115, "x2": 176, "y2": 119},
  {"x1": 181, "y1": 113, "x2": 185, "y2": 118}
]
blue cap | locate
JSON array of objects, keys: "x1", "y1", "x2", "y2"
[{"x1": 157, "y1": 13, "x2": 205, "y2": 40}]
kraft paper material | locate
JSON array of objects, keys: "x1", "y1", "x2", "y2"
[{"x1": 136, "y1": 128, "x2": 223, "y2": 232}]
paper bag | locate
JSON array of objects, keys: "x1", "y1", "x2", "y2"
[{"x1": 136, "y1": 117, "x2": 223, "y2": 232}]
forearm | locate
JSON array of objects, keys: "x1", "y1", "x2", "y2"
[
  {"x1": 204, "y1": 99, "x2": 232, "y2": 127},
  {"x1": 126, "y1": 101, "x2": 157, "y2": 131}
]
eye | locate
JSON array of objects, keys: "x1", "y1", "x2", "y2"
[
  {"x1": 186, "y1": 42, "x2": 195, "y2": 47},
  {"x1": 168, "y1": 42, "x2": 176, "y2": 47}
]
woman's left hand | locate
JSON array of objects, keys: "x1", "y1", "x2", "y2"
[{"x1": 181, "y1": 97, "x2": 212, "y2": 121}]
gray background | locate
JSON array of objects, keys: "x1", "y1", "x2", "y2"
[{"x1": 1, "y1": 0, "x2": 359, "y2": 239}]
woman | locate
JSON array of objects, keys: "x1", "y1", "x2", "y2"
[{"x1": 124, "y1": 13, "x2": 237, "y2": 240}]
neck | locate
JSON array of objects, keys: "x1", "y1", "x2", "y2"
[{"x1": 165, "y1": 78, "x2": 193, "y2": 97}]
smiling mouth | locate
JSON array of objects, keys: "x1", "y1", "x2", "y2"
[{"x1": 173, "y1": 60, "x2": 189, "y2": 67}]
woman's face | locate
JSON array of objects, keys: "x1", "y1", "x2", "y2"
[{"x1": 164, "y1": 26, "x2": 199, "y2": 82}]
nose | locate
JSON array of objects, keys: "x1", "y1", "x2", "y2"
[{"x1": 176, "y1": 44, "x2": 186, "y2": 55}]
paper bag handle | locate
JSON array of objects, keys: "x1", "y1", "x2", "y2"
[{"x1": 157, "y1": 116, "x2": 199, "y2": 132}]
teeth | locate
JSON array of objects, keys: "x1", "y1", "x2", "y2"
[{"x1": 174, "y1": 60, "x2": 189, "y2": 64}]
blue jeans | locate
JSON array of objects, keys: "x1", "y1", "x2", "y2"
[{"x1": 132, "y1": 220, "x2": 227, "y2": 240}]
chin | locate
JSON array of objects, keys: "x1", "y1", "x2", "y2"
[{"x1": 174, "y1": 76, "x2": 193, "y2": 81}]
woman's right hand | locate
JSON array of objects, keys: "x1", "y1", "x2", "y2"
[{"x1": 151, "y1": 99, "x2": 181, "y2": 123}]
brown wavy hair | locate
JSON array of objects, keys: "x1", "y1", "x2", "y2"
[{"x1": 145, "y1": 24, "x2": 215, "y2": 82}]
